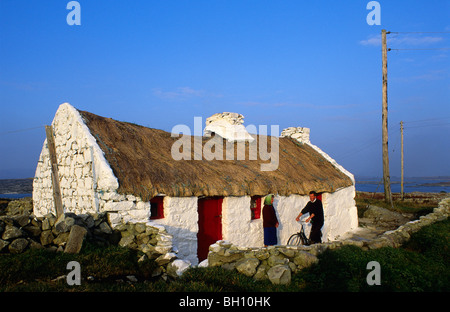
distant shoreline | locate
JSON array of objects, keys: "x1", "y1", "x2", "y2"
[
  {"x1": 357, "y1": 181, "x2": 450, "y2": 187},
  {"x1": 0, "y1": 177, "x2": 448, "y2": 199}
]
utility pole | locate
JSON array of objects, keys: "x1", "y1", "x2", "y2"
[
  {"x1": 400, "y1": 121, "x2": 404, "y2": 200},
  {"x1": 382, "y1": 29, "x2": 393, "y2": 206}
]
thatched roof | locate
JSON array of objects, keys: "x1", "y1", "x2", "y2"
[{"x1": 79, "y1": 110, "x2": 353, "y2": 200}]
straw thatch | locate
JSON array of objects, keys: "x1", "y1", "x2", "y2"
[{"x1": 79, "y1": 110, "x2": 353, "y2": 201}]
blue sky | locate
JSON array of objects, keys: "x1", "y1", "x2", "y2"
[{"x1": 0, "y1": 0, "x2": 449, "y2": 179}]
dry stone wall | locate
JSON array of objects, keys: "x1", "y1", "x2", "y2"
[
  {"x1": 114, "y1": 221, "x2": 191, "y2": 278},
  {"x1": 0, "y1": 211, "x2": 114, "y2": 254},
  {"x1": 363, "y1": 197, "x2": 449, "y2": 249},
  {"x1": 0, "y1": 197, "x2": 189, "y2": 279}
]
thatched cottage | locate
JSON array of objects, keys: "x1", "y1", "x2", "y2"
[{"x1": 33, "y1": 103, "x2": 358, "y2": 264}]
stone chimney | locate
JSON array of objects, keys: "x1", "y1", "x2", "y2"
[
  {"x1": 280, "y1": 127, "x2": 310, "y2": 144},
  {"x1": 204, "y1": 112, "x2": 255, "y2": 142}
]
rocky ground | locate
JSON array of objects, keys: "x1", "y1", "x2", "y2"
[
  {"x1": 341, "y1": 206, "x2": 413, "y2": 242},
  {"x1": 357, "y1": 191, "x2": 448, "y2": 206},
  {"x1": 345, "y1": 191, "x2": 449, "y2": 242}
]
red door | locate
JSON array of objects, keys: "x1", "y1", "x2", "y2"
[{"x1": 197, "y1": 197, "x2": 223, "y2": 262}]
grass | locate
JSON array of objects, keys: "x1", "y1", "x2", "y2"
[
  {"x1": 298, "y1": 217, "x2": 449, "y2": 292},
  {"x1": 1, "y1": 217, "x2": 448, "y2": 292},
  {"x1": 0, "y1": 242, "x2": 159, "y2": 292}
]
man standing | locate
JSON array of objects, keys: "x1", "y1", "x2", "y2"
[{"x1": 295, "y1": 191, "x2": 324, "y2": 244}]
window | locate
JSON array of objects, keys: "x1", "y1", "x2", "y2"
[
  {"x1": 250, "y1": 196, "x2": 261, "y2": 220},
  {"x1": 150, "y1": 196, "x2": 164, "y2": 220}
]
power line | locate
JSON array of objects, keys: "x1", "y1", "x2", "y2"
[
  {"x1": 389, "y1": 31, "x2": 450, "y2": 34},
  {"x1": 403, "y1": 117, "x2": 450, "y2": 124},
  {"x1": 389, "y1": 48, "x2": 450, "y2": 51},
  {"x1": 386, "y1": 31, "x2": 450, "y2": 52},
  {"x1": 403, "y1": 123, "x2": 450, "y2": 129},
  {"x1": 335, "y1": 135, "x2": 381, "y2": 160},
  {"x1": 401, "y1": 117, "x2": 450, "y2": 129}
]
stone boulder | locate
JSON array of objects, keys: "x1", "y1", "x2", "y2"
[
  {"x1": 167, "y1": 259, "x2": 191, "y2": 278},
  {"x1": 293, "y1": 251, "x2": 318, "y2": 269},
  {"x1": 40, "y1": 230, "x2": 55, "y2": 246},
  {"x1": 8, "y1": 238, "x2": 29, "y2": 253},
  {"x1": 12, "y1": 214, "x2": 30, "y2": 227},
  {"x1": 5, "y1": 197, "x2": 33, "y2": 215},
  {"x1": 363, "y1": 205, "x2": 410, "y2": 229},
  {"x1": 0, "y1": 239, "x2": 10, "y2": 251},
  {"x1": 64, "y1": 225, "x2": 88, "y2": 254},
  {"x1": 23, "y1": 224, "x2": 42, "y2": 237},
  {"x1": 235, "y1": 258, "x2": 260, "y2": 277},
  {"x1": 55, "y1": 213, "x2": 76, "y2": 233},
  {"x1": 267, "y1": 265, "x2": 291, "y2": 285},
  {"x1": 2, "y1": 225, "x2": 23, "y2": 240}
]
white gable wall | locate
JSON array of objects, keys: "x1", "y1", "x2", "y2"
[
  {"x1": 322, "y1": 186, "x2": 359, "y2": 241},
  {"x1": 33, "y1": 103, "x2": 119, "y2": 217}
]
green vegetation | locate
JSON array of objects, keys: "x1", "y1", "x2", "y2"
[{"x1": 1, "y1": 218, "x2": 448, "y2": 292}]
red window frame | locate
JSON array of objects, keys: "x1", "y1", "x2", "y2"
[
  {"x1": 250, "y1": 196, "x2": 262, "y2": 220},
  {"x1": 150, "y1": 196, "x2": 164, "y2": 220}
]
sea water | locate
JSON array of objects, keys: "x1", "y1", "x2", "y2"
[{"x1": 355, "y1": 177, "x2": 450, "y2": 193}]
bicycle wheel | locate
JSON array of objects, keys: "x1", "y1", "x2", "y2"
[
  {"x1": 299, "y1": 233, "x2": 310, "y2": 246},
  {"x1": 287, "y1": 233, "x2": 302, "y2": 246}
]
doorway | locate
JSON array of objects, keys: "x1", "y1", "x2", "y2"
[{"x1": 197, "y1": 197, "x2": 223, "y2": 262}]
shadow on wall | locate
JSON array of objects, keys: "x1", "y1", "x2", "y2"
[{"x1": 158, "y1": 223, "x2": 199, "y2": 265}]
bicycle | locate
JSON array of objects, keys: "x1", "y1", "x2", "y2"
[{"x1": 286, "y1": 221, "x2": 310, "y2": 246}]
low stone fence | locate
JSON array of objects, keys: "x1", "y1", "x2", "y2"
[
  {"x1": 113, "y1": 221, "x2": 190, "y2": 279},
  {"x1": 0, "y1": 206, "x2": 189, "y2": 279},
  {"x1": 206, "y1": 197, "x2": 450, "y2": 285},
  {"x1": 363, "y1": 197, "x2": 449, "y2": 249},
  {"x1": 207, "y1": 241, "x2": 321, "y2": 285},
  {"x1": 0, "y1": 212, "x2": 114, "y2": 254}
]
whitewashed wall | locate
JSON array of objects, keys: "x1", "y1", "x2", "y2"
[
  {"x1": 275, "y1": 187, "x2": 358, "y2": 245},
  {"x1": 322, "y1": 186, "x2": 359, "y2": 241},
  {"x1": 33, "y1": 103, "x2": 118, "y2": 217},
  {"x1": 222, "y1": 196, "x2": 264, "y2": 248},
  {"x1": 149, "y1": 196, "x2": 199, "y2": 265},
  {"x1": 275, "y1": 194, "x2": 311, "y2": 245}
]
